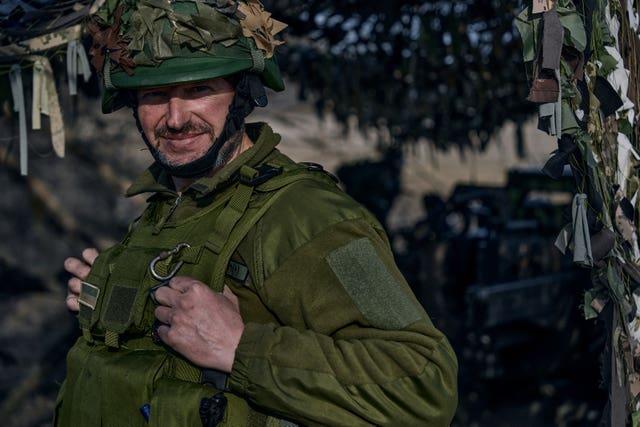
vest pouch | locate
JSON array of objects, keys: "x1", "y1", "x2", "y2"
[
  {"x1": 56, "y1": 337, "x2": 172, "y2": 427},
  {"x1": 99, "y1": 246, "x2": 169, "y2": 336},
  {"x1": 78, "y1": 243, "x2": 127, "y2": 334},
  {"x1": 149, "y1": 378, "x2": 250, "y2": 427}
]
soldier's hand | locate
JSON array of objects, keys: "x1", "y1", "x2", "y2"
[
  {"x1": 63, "y1": 248, "x2": 99, "y2": 312},
  {"x1": 153, "y1": 276, "x2": 244, "y2": 373}
]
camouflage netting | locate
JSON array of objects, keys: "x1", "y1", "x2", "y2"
[
  {"x1": 0, "y1": 0, "x2": 106, "y2": 176},
  {"x1": 517, "y1": 0, "x2": 640, "y2": 424}
]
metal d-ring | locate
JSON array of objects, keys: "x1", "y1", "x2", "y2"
[{"x1": 149, "y1": 242, "x2": 191, "y2": 281}]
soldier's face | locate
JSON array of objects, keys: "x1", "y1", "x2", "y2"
[{"x1": 136, "y1": 78, "x2": 235, "y2": 168}]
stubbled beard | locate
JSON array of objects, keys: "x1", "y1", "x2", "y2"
[
  {"x1": 151, "y1": 122, "x2": 214, "y2": 168},
  {"x1": 150, "y1": 122, "x2": 242, "y2": 171}
]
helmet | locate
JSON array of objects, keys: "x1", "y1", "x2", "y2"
[
  {"x1": 86, "y1": 0, "x2": 286, "y2": 178},
  {"x1": 87, "y1": 0, "x2": 286, "y2": 113}
]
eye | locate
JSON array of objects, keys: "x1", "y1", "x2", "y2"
[
  {"x1": 189, "y1": 85, "x2": 212, "y2": 95},
  {"x1": 138, "y1": 89, "x2": 167, "y2": 103}
]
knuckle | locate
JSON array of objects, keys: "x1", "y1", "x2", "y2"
[
  {"x1": 169, "y1": 276, "x2": 185, "y2": 284},
  {"x1": 79, "y1": 264, "x2": 90, "y2": 276},
  {"x1": 154, "y1": 286, "x2": 167, "y2": 300},
  {"x1": 65, "y1": 294, "x2": 79, "y2": 311},
  {"x1": 155, "y1": 306, "x2": 168, "y2": 321},
  {"x1": 165, "y1": 328, "x2": 180, "y2": 344},
  {"x1": 158, "y1": 326, "x2": 170, "y2": 342},
  {"x1": 177, "y1": 294, "x2": 196, "y2": 310},
  {"x1": 172, "y1": 312, "x2": 186, "y2": 325},
  {"x1": 190, "y1": 281, "x2": 207, "y2": 295}
]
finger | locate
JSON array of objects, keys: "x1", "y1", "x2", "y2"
[
  {"x1": 68, "y1": 277, "x2": 82, "y2": 295},
  {"x1": 153, "y1": 285, "x2": 180, "y2": 307},
  {"x1": 168, "y1": 276, "x2": 200, "y2": 293},
  {"x1": 66, "y1": 293, "x2": 80, "y2": 312},
  {"x1": 64, "y1": 257, "x2": 91, "y2": 280},
  {"x1": 154, "y1": 305, "x2": 172, "y2": 325},
  {"x1": 63, "y1": 257, "x2": 80, "y2": 274},
  {"x1": 82, "y1": 248, "x2": 99, "y2": 266},
  {"x1": 155, "y1": 324, "x2": 171, "y2": 344}
]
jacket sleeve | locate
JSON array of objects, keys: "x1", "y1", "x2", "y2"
[{"x1": 227, "y1": 184, "x2": 458, "y2": 426}]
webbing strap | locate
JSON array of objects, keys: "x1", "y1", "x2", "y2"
[
  {"x1": 208, "y1": 173, "x2": 306, "y2": 293},
  {"x1": 8, "y1": 64, "x2": 27, "y2": 175},
  {"x1": 203, "y1": 163, "x2": 340, "y2": 293},
  {"x1": 205, "y1": 165, "x2": 257, "y2": 258},
  {"x1": 249, "y1": 47, "x2": 265, "y2": 73},
  {"x1": 173, "y1": 358, "x2": 201, "y2": 383},
  {"x1": 81, "y1": 328, "x2": 93, "y2": 343},
  {"x1": 256, "y1": 163, "x2": 338, "y2": 192},
  {"x1": 246, "y1": 412, "x2": 298, "y2": 427},
  {"x1": 105, "y1": 330, "x2": 119, "y2": 348}
]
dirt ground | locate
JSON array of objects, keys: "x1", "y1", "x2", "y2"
[{"x1": 0, "y1": 85, "x2": 604, "y2": 426}]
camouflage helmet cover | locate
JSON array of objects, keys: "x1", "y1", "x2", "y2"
[{"x1": 87, "y1": 0, "x2": 286, "y2": 112}]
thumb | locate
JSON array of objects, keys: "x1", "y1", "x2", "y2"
[{"x1": 222, "y1": 285, "x2": 240, "y2": 311}]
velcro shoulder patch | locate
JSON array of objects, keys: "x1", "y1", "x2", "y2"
[{"x1": 326, "y1": 238, "x2": 422, "y2": 330}]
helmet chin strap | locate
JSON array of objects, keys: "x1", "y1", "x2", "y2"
[{"x1": 132, "y1": 73, "x2": 267, "y2": 179}]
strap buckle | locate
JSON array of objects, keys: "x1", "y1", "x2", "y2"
[{"x1": 239, "y1": 165, "x2": 283, "y2": 186}]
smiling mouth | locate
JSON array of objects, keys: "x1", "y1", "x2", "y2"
[
  {"x1": 155, "y1": 122, "x2": 214, "y2": 141},
  {"x1": 162, "y1": 133, "x2": 202, "y2": 142},
  {"x1": 158, "y1": 135, "x2": 206, "y2": 155}
]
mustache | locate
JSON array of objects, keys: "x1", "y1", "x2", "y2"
[{"x1": 154, "y1": 122, "x2": 214, "y2": 139}]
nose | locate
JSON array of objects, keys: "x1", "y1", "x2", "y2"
[{"x1": 165, "y1": 95, "x2": 189, "y2": 130}]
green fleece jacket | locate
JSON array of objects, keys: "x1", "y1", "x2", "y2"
[{"x1": 55, "y1": 122, "x2": 458, "y2": 427}]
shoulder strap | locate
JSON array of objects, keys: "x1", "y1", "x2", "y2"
[{"x1": 206, "y1": 162, "x2": 337, "y2": 292}]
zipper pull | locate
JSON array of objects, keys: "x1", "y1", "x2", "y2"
[
  {"x1": 152, "y1": 193, "x2": 182, "y2": 234},
  {"x1": 167, "y1": 193, "x2": 182, "y2": 218}
]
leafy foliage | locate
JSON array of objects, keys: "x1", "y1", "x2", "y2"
[{"x1": 264, "y1": 0, "x2": 537, "y2": 154}]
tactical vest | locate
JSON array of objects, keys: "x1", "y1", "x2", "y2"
[{"x1": 53, "y1": 162, "x2": 338, "y2": 427}]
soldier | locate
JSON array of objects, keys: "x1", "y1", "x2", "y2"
[{"x1": 57, "y1": 1, "x2": 458, "y2": 425}]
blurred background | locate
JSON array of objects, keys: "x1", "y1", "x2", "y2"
[{"x1": 0, "y1": 1, "x2": 609, "y2": 426}]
